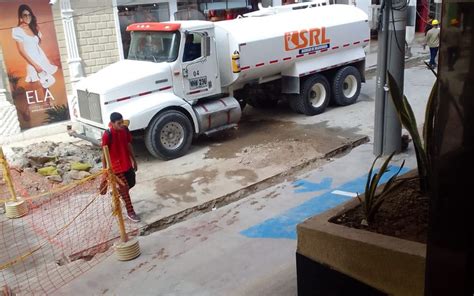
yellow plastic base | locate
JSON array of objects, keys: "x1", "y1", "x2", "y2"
[
  {"x1": 5, "y1": 200, "x2": 28, "y2": 219},
  {"x1": 114, "y1": 238, "x2": 141, "y2": 261}
]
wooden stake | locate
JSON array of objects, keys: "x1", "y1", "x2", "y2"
[
  {"x1": 0, "y1": 147, "x2": 17, "y2": 202},
  {"x1": 103, "y1": 146, "x2": 128, "y2": 243}
]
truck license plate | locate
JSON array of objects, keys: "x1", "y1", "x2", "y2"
[{"x1": 189, "y1": 77, "x2": 207, "y2": 90}]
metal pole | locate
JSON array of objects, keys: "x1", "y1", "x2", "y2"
[
  {"x1": 384, "y1": 0, "x2": 407, "y2": 154},
  {"x1": 374, "y1": 0, "x2": 406, "y2": 156},
  {"x1": 374, "y1": 0, "x2": 391, "y2": 156},
  {"x1": 103, "y1": 146, "x2": 128, "y2": 243}
]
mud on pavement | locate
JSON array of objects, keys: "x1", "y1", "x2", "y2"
[{"x1": 132, "y1": 108, "x2": 369, "y2": 235}]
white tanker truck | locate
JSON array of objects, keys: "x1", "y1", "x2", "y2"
[{"x1": 71, "y1": 4, "x2": 370, "y2": 160}]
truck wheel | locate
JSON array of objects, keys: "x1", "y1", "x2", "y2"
[
  {"x1": 295, "y1": 74, "x2": 331, "y2": 116},
  {"x1": 145, "y1": 110, "x2": 193, "y2": 160},
  {"x1": 332, "y1": 66, "x2": 361, "y2": 106},
  {"x1": 287, "y1": 94, "x2": 303, "y2": 114}
]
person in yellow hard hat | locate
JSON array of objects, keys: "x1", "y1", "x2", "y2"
[{"x1": 424, "y1": 19, "x2": 440, "y2": 69}]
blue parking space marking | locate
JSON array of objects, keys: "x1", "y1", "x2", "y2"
[
  {"x1": 240, "y1": 166, "x2": 409, "y2": 240},
  {"x1": 293, "y1": 177, "x2": 333, "y2": 193}
]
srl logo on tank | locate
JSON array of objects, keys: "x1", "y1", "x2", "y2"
[{"x1": 284, "y1": 27, "x2": 331, "y2": 54}]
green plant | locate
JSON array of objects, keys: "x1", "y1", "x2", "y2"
[
  {"x1": 44, "y1": 104, "x2": 70, "y2": 123},
  {"x1": 358, "y1": 151, "x2": 406, "y2": 225},
  {"x1": 387, "y1": 72, "x2": 437, "y2": 194}
]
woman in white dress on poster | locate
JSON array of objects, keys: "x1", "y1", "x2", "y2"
[{"x1": 12, "y1": 4, "x2": 57, "y2": 89}]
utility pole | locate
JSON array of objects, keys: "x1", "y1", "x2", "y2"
[{"x1": 373, "y1": 0, "x2": 408, "y2": 156}]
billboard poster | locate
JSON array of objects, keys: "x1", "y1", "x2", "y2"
[{"x1": 0, "y1": 0, "x2": 69, "y2": 129}]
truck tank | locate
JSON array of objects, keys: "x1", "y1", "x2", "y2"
[{"x1": 214, "y1": 4, "x2": 370, "y2": 88}]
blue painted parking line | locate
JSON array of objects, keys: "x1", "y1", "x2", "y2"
[{"x1": 240, "y1": 166, "x2": 409, "y2": 240}]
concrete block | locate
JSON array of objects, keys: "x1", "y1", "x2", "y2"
[
  {"x1": 87, "y1": 37, "x2": 99, "y2": 45},
  {"x1": 105, "y1": 43, "x2": 116, "y2": 51},
  {"x1": 99, "y1": 36, "x2": 109, "y2": 44},
  {"x1": 79, "y1": 31, "x2": 92, "y2": 39},
  {"x1": 108, "y1": 36, "x2": 117, "y2": 43},
  {"x1": 96, "y1": 58, "x2": 107, "y2": 66},
  {"x1": 76, "y1": 16, "x2": 90, "y2": 24},
  {"x1": 89, "y1": 52, "x2": 101, "y2": 59},
  {"x1": 92, "y1": 30, "x2": 103, "y2": 37},
  {"x1": 107, "y1": 57, "x2": 118, "y2": 64},
  {"x1": 96, "y1": 22, "x2": 108, "y2": 30},
  {"x1": 102, "y1": 29, "x2": 113, "y2": 36},
  {"x1": 86, "y1": 59, "x2": 97, "y2": 67},
  {"x1": 89, "y1": 15, "x2": 101, "y2": 23},
  {"x1": 82, "y1": 45, "x2": 94, "y2": 53},
  {"x1": 94, "y1": 44, "x2": 105, "y2": 51},
  {"x1": 85, "y1": 23, "x2": 96, "y2": 31}
]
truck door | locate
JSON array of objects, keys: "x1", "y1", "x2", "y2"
[{"x1": 181, "y1": 31, "x2": 221, "y2": 100}]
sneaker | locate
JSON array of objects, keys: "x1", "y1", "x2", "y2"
[{"x1": 126, "y1": 212, "x2": 141, "y2": 222}]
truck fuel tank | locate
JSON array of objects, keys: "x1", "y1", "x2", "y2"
[{"x1": 193, "y1": 96, "x2": 242, "y2": 136}]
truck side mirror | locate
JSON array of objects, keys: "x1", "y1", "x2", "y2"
[{"x1": 202, "y1": 36, "x2": 211, "y2": 57}]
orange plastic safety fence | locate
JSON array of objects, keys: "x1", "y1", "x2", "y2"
[{"x1": 0, "y1": 162, "x2": 138, "y2": 294}]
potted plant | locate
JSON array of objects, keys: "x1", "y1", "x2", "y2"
[{"x1": 296, "y1": 74, "x2": 437, "y2": 296}]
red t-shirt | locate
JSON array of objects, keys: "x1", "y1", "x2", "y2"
[{"x1": 102, "y1": 125, "x2": 132, "y2": 174}]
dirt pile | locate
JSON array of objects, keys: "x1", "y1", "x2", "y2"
[{"x1": 8, "y1": 141, "x2": 103, "y2": 184}]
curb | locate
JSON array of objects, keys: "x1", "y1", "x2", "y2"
[{"x1": 140, "y1": 135, "x2": 370, "y2": 235}]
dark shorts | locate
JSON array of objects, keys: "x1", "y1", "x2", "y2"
[{"x1": 123, "y1": 168, "x2": 136, "y2": 189}]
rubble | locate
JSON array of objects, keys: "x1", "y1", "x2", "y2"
[{"x1": 8, "y1": 141, "x2": 102, "y2": 184}]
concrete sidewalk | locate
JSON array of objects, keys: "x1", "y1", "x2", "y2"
[{"x1": 55, "y1": 143, "x2": 419, "y2": 296}]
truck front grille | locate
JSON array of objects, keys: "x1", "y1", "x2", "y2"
[{"x1": 77, "y1": 90, "x2": 103, "y2": 124}]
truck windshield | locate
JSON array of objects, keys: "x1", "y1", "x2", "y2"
[{"x1": 128, "y1": 31, "x2": 180, "y2": 63}]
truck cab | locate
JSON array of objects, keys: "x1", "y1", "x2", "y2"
[{"x1": 73, "y1": 21, "x2": 241, "y2": 160}]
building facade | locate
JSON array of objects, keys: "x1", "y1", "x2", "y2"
[
  {"x1": 0, "y1": 0, "x2": 344, "y2": 140},
  {"x1": 0, "y1": 0, "x2": 272, "y2": 139}
]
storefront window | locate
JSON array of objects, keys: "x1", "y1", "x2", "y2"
[
  {"x1": 118, "y1": 4, "x2": 170, "y2": 58},
  {"x1": 175, "y1": 0, "x2": 256, "y2": 21}
]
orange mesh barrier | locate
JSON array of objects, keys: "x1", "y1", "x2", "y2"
[{"x1": 0, "y1": 149, "x2": 138, "y2": 294}]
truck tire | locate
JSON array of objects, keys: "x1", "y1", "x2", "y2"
[
  {"x1": 294, "y1": 74, "x2": 331, "y2": 116},
  {"x1": 332, "y1": 66, "x2": 361, "y2": 106},
  {"x1": 287, "y1": 94, "x2": 303, "y2": 114},
  {"x1": 145, "y1": 110, "x2": 193, "y2": 160}
]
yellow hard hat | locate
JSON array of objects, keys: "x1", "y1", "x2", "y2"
[{"x1": 432, "y1": 19, "x2": 439, "y2": 25}]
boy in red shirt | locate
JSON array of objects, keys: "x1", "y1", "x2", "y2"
[{"x1": 101, "y1": 112, "x2": 140, "y2": 222}]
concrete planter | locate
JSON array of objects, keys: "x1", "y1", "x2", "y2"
[{"x1": 297, "y1": 196, "x2": 426, "y2": 296}]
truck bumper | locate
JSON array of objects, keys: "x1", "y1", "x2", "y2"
[{"x1": 67, "y1": 122, "x2": 104, "y2": 146}]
